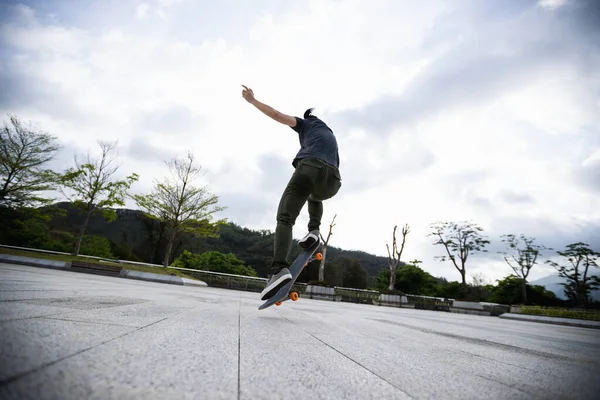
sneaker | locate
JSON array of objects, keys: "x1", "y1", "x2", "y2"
[
  {"x1": 260, "y1": 267, "x2": 292, "y2": 300},
  {"x1": 299, "y1": 230, "x2": 320, "y2": 249}
]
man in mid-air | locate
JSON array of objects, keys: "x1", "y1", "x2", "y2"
[{"x1": 241, "y1": 85, "x2": 342, "y2": 300}]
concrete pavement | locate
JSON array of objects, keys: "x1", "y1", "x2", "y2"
[{"x1": 1, "y1": 262, "x2": 599, "y2": 399}]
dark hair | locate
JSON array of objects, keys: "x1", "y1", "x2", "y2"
[{"x1": 304, "y1": 108, "x2": 317, "y2": 119}]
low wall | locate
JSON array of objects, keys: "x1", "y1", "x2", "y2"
[
  {"x1": 305, "y1": 285, "x2": 339, "y2": 301},
  {"x1": 450, "y1": 301, "x2": 510, "y2": 316}
]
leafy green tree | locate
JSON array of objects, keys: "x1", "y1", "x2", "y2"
[
  {"x1": 59, "y1": 141, "x2": 139, "y2": 256},
  {"x1": 429, "y1": 220, "x2": 490, "y2": 294},
  {"x1": 0, "y1": 204, "x2": 71, "y2": 251},
  {"x1": 133, "y1": 151, "x2": 226, "y2": 267},
  {"x1": 79, "y1": 235, "x2": 114, "y2": 258},
  {"x1": 546, "y1": 242, "x2": 600, "y2": 307},
  {"x1": 396, "y1": 260, "x2": 438, "y2": 296},
  {"x1": 339, "y1": 257, "x2": 368, "y2": 289},
  {"x1": 0, "y1": 114, "x2": 61, "y2": 208},
  {"x1": 500, "y1": 234, "x2": 549, "y2": 304},
  {"x1": 487, "y1": 275, "x2": 559, "y2": 306},
  {"x1": 172, "y1": 250, "x2": 256, "y2": 276}
]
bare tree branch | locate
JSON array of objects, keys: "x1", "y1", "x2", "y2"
[
  {"x1": 318, "y1": 214, "x2": 337, "y2": 282},
  {"x1": 133, "y1": 150, "x2": 227, "y2": 267}
]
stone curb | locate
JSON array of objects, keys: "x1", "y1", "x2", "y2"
[
  {"x1": 499, "y1": 313, "x2": 600, "y2": 329},
  {"x1": 0, "y1": 254, "x2": 70, "y2": 270},
  {"x1": 0, "y1": 254, "x2": 207, "y2": 287}
]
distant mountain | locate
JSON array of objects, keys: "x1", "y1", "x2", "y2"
[{"x1": 530, "y1": 272, "x2": 600, "y2": 301}]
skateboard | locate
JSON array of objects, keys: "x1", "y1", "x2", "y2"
[{"x1": 258, "y1": 240, "x2": 323, "y2": 310}]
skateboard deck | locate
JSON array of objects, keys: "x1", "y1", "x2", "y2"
[{"x1": 258, "y1": 240, "x2": 322, "y2": 310}]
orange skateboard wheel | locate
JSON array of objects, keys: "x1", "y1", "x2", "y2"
[
  {"x1": 276, "y1": 301, "x2": 282, "y2": 306},
  {"x1": 290, "y1": 292, "x2": 299, "y2": 301},
  {"x1": 315, "y1": 252, "x2": 323, "y2": 261}
]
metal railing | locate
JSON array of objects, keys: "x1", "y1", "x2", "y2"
[{"x1": 1, "y1": 244, "x2": 455, "y2": 311}]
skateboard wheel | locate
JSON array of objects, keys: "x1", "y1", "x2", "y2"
[
  {"x1": 315, "y1": 252, "x2": 323, "y2": 261},
  {"x1": 276, "y1": 301, "x2": 282, "y2": 306},
  {"x1": 290, "y1": 292, "x2": 299, "y2": 301}
]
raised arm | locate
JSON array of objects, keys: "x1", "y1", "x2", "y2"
[{"x1": 241, "y1": 85, "x2": 297, "y2": 127}]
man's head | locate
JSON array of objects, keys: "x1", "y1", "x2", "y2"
[{"x1": 304, "y1": 108, "x2": 317, "y2": 119}]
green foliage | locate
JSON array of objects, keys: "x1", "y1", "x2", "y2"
[
  {"x1": 486, "y1": 275, "x2": 561, "y2": 306},
  {"x1": 517, "y1": 305, "x2": 600, "y2": 321},
  {"x1": 546, "y1": 242, "x2": 600, "y2": 306},
  {"x1": 376, "y1": 262, "x2": 443, "y2": 296},
  {"x1": 79, "y1": 235, "x2": 114, "y2": 258},
  {"x1": 0, "y1": 114, "x2": 62, "y2": 208},
  {"x1": 111, "y1": 242, "x2": 142, "y2": 262},
  {"x1": 341, "y1": 257, "x2": 368, "y2": 289},
  {"x1": 0, "y1": 205, "x2": 72, "y2": 252},
  {"x1": 395, "y1": 262, "x2": 438, "y2": 296},
  {"x1": 172, "y1": 250, "x2": 257, "y2": 276}
]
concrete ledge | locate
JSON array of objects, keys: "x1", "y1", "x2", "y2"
[
  {"x1": 119, "y1": 269, "x2": 208, "y2": 287},
  {"x1": 499, "y1": 313, "x2": 600, "y2": 329},
  {"x1": 0, "y1": 254, "x2": 70, "y2": 270},
  {"x1": 119, "y1": 269, "x2": 182, "y2": 285},
  {"x1": 453, "y1": 300, "x2": 484, "y2": 310},
  {"x1": 181, "y1": 277, "x2": 208, "y2": 287},
  {"x1": 450, "y1": 308, "x2": 491, "y2": 316}
]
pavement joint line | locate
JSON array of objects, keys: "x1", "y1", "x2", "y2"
[
  {"x1": 371, "y1": 318, "x2": 585, "y2": 363},
  {"x1": 459, "y1": 350, "x2": 542, "y2": 373},
  {"x1": 475, "y1": 373, "x2": 544, "y2": 399},
  {"x1": 0, "y1": 312, "x2": 83, "y2": 324},
  {"x1": 39, "y1": 316, "x2": 142, "y2": 329},
  {"x1": 275, "y1": 310, "x2": 414, "y2": 399},
  {"x1": 0, "y1": 305, "x2": 197, "y2": 387}
]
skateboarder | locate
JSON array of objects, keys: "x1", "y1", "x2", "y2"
[{"x1": 241, "y1": 85, "x2": 342, "y2": 300}]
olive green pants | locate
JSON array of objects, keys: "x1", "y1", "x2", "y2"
[{"x1": 272, "y1": 157, "x2": 342, "y2": 274}]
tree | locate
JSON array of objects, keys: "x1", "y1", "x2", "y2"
[
  {"x1": 59, "y1": 141, "x2": 139, "y2": 256},
  {"x1": 487, "y1": 275, "x2": 560, "y2": 306},
  {"x1": 429, "y1": 220, "x2": 490, "y2": 294},
  {"x1": 341, "y1": 257, "x2": 368, "y2": 289},
  {"x1": 546, "y1": 242, "x2": 600, "y2": 307},
  {"x1": 396, "y1": 260, "x2": 437, "y2": 296},
  {"x1": 500, "y1": 234, "x2": 549, "y2": 304},
  {"x1": 386, "y1": 224, "x2": 409, "y2": 291},
  {"x1": 0, "y1": 114, "x2": 61, "y2": 208},
  {"x1": 318, "y1": 214, "x2": 336, "y2": 282},
  {"x1": 133, "y1": 151, "x2": 226, "y2": 267},
  {"x1": 172, "y1": 250, "x2": 257, "y2": 276}
]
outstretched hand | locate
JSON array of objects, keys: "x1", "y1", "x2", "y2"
[{"x1": 241, "y1": 85, "x2": 255, "y2": 103}]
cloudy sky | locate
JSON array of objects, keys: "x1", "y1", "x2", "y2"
[{"x1": 1, "y1": 0, "x2": 599, "y2": 283}]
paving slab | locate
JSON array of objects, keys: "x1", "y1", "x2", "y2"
[{"x1": 1, "y1": 262, "x2": 599, "y2": 400}]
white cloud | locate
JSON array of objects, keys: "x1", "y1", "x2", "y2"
[
  {"x1": 136, "y1": 4, "x2": 150, "y2": 20},
  {"x1": 537, "y1": 0, "x2": 569, "y2": 10},
  {"x1": 0, "y1": 0, "x2": 598, "y2": 283}
]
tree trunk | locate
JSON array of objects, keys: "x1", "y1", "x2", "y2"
[
  {"x1": 521, "y1": 278, "x2": 528, "y2": 304},
  {"x1": 460, "y1": 270, "x2": 467, "y2": 297},
  {"x1": 73, "y1": 208, "x2": 93, "y2": 256},
  {"x1": 388, "y1": 268, "x2": 396, "y2": 291},
  {"x1": 163, "y1": 229, "x2": 177, "y2": 267},
  {"x1": 318, "y1": 246, "x2": 327, "y2": 282}
]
